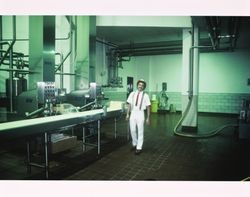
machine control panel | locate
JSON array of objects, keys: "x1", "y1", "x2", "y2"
[{"x1": 37, "y1": 81, "x2": 56, "y2": 104}]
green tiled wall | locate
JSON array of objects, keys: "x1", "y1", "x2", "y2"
[
  {"x1": 165, "y1": 92, "x2": 250, "y2": 114},
  {"x1": 104, "y1": 89, "x2": 250, "y2": 114},
  {"x1": 198, "y1": 93, "x2": 250, "y2": 114}
]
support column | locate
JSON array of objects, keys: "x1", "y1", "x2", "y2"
[
  {"x1": 75, "y1": 16, "x2": 90, "y2": 90},
  {"x1": 181, "y1": 27, "x2": 199, "y2": 132},
  {"x1": 89, "y1": 16, "x2": 96, "y2": 83}
]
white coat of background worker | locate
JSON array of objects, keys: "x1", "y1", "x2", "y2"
[{"x1": 126, "y1": 79, "x2": 151, "y2": 155}]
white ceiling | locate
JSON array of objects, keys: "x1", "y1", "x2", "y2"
[
  {"x1": 96, "y1": 16, "x2": 250, "y2": 50},
  {"x1": 97, "y1": 26, "x2": 183, "y2": 45}
]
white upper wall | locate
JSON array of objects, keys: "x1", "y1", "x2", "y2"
[
  {"x1": 96, "y1": 16, "x2": 192, "y2": 27},
  {"x1": 199, "y1": 50, "x2": 250, "y2": 94},
  {"x1": 117, "y1": 50, "x2": 250, "y2": 94},
  {"x1": 149, "y1": 54, "x2": 182, "y2": 92}
]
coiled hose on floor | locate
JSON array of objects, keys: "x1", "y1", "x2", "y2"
[{"x1": 173, "y1": 95, "x2": 238, "y2": 138}]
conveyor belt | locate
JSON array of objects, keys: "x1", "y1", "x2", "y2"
[
  {"x1": 0, "y1": 107, "x2": 123, "y2": 139},
  {"x1": 0, "y1": 106, "x2": 124, "y2": 179}
]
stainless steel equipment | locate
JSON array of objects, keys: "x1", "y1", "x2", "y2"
[
  {"x1": 17, "y1": 81, "x2": 57, "y2": 118},
  {"x1": 37, "y1": 81, "x2": 56, "y2": 116},
  {"x1": 17, "y1": 82, "x2": 104, "y2": 118},
  {"x1": 6, "y1": 77, "x2": 27, "y2": 111},
  {"x1": 37, "y1": 81, "x2": 56, "y2": 105},
  {"x1": 67, "y1": 82, "x2": 104, "y2": 110}
]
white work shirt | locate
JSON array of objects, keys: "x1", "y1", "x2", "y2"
[{"x1": 127, "y1": 90, "x2": 151, "y2": 111}]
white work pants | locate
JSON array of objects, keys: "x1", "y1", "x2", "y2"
[{"x1": 129, "y1": 110, "x2": 145, "y2": 150}]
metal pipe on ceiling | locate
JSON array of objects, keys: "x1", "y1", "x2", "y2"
[
  {"x1": 205, "y1": 16, "x2": 219, "y2": 50},
  {"x1": 55, "y1": 52, "x2": 64, "y2": 89},
  {"x1": 56, "y1": 33, "x2": 71, "y2": 41},
  {"x1": 55, "y1": 16, "x2": 77, "y2": 90},
  {"x1": 2, "y1": 38, "x2": 29, "y2": 41},
  {"x1": 0, "y1": 60, "x2": 29, "y2": 68},
  {"x1": 0, "y1": 41, "x2": 10, "y2": 45},
  {"x1": 118, "y1": 40, "x2": 182, "y2": 50},
  {"x1": 208, "y1": 33, "x2": 216, "y2": 50},
  {"x1": 55, "y1": 72, "x2": 85, "y2": 77},
  {"x1": 55, "y1": 51, "x2": 71, "y2": 72},
  {"x1": 114, "y1": 43, "x2": 232, "y2": 57},
  {"x1": 0, "y1": 68, "x2": 35, "y2": 73},
  {"x1": 205, "y1": 16, "x2": 242, "y2": 51},
  {"x1": 66, "y1": 16, "x2": 77, "y2": 30},
  {"x1": 112, "y1": 40, "x2": 183, "y2": 57},
  {"x1": 0, "y1": 50, "x2": 26, "y2": 59},
  {"x1": 122, "y1": 50, "x2": 183, "y2": 57},
  {"x1": 118, "y1": 45, "x2": 183, "y2": 52},
  {"x1": 118, "y1": 47, "x2": 182, "y2": 55},
  {"x1": 99, "y1": 16, "x2": 242, "y2": 58},
  {"x1": 230, "y1": 17, "x2": 241, "y2": 49},
  {"x1": 96, "y1": 38, "x2": 118, "y2": 48},
  {"x1": 0, "y1": 41, "x2": 16, "y2": 66}
]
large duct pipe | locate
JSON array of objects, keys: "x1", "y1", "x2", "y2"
[
  {"x1": 43, "y1": 16, "x2": 55, "y2": 82},
  {"x1": 89, "y1": 16, "x2": 96, "y2": 83},
  {"x1": 29, "y1": 16, "x2": 55, "y2": 89}
]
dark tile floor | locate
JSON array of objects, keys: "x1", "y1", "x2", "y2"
[{"x1": 0, "y1": 112, "x2": 249, "y2": 181}]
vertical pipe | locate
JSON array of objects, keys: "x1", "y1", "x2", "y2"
[
  {"x1": 9, "y1": 48, "x2": 13, "y2": 112},
  {"x1": 188, "y1": 47, "x2": 193, "y2": 99},
  {"x1": 13, "y1": 16, "x2": 16, "y2": 40},
  {"x1": 0, "y1": 16, "x2": 2, "y2": 59},
  {"x1": 8, "y1": 16, "x2": 16, "y2": 113},
  {"x1": 69, "y1": 16, "x2": 73, "y2": 89},
  {"x1": 60, "y1": 54, "x2": 64, "y2": 89},
  {"x1": 181, "y1": 28, "x2": 192, "y2": 117}
]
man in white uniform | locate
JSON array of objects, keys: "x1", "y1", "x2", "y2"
[{"x1": 126, "y1": 79, "x2": 151, "y2": 155}]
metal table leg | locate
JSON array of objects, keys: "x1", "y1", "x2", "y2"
[
  {"x1": 44, "y1": 132, "x2": 49, "y2": 179},
  {"x1": 26, "y1": 140, "x2": 31, "y2": 174},
  {"x1": 114, "y1": 118, "x2": 117, "y2": 139},
  {"x1": 127, "y1": 121, "x2": 130, "y2": 141},
  {"x1": 98, "y1": 120, "x2": 100, "y2": 155},
  {"x1": 82, "y1": 126, "x2": 86, "y2": 152}
]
